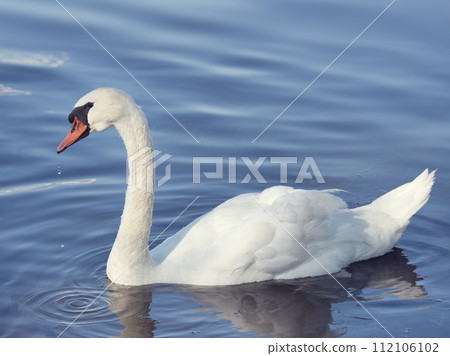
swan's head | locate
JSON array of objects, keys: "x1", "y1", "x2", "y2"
[{"x1": 57, "y1": 88, "x2": 134, "y2": 153}]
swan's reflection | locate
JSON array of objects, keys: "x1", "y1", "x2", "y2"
[
  {"x1": 105, "y1": 284, "x2": 155, "y2": 338},
  {"x1": 106, "y1": 248, "x2": 426, "y2": 337}
]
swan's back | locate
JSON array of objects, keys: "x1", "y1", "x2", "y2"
[
  {"x1": 151, "y1": 170, "x2": 435, "y2": 286},
  {"x1": 151, "y1": 186, "x2": 355, "y2": 285}
]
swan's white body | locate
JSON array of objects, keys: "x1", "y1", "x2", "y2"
[{"x1": 63, "y1": 88, "x2": 435, "y2": 286}]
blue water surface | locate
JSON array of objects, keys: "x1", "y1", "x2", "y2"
[{"x1": 0, "y1": 0, "x2": 449, "y2": 337}]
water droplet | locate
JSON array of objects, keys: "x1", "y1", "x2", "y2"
[
  {"x1": 61, "y1": 244, "x2": 64, "y2": 248},
  {"x1": 57, "y1": 164, "x2": 62, "y2": 175}
]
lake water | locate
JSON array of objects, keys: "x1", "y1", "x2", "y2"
[{"x1": 0, "y1": 0, "x2": 449, "y2": 338}]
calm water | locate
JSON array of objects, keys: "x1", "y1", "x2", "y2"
[{"x1": 0, "y1": 0, "x2": 449, "y2": 338}]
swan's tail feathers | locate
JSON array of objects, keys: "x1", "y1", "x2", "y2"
[{"x1": 369, "y1": 169, "x2": 436, "y2": 221}]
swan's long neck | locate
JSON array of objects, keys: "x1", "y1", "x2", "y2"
[{"x1": 106, "y1": 102, "x2": 155, "y2": 285}]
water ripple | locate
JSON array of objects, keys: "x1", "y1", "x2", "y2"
[
  {"x1": 18, "y1": 287, "x2": 116, "y2": 328},
  {"x1": 68, "y1": 244, "x2": 110, "y2": 286}
]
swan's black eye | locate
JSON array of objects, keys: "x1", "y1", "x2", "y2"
[{"x1": 68, "y1": 102, "x2": 94, "y2": 124}]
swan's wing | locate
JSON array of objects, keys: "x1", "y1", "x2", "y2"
[
  {"x1": 151, "y1": 187, "x2": 294, "y2": 263},
  {"x1": 153, "y1": 186, "x2": 349, "y2": 285}
]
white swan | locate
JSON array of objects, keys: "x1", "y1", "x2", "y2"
[{"x1": 57, "y1": 88, "x2": 435, "y2": 286}]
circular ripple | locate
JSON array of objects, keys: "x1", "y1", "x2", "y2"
[
  {"x1": 18, "y1": 286, "x2": 116, "y2": 327},
  {"x1": 63, "y1": 243, "x2": 111, "y2": 286}
]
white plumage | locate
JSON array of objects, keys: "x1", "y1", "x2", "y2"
[{"x1": 58, "y1": 88, "x2": 435, "y2": 286}]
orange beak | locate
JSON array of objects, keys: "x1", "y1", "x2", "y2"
[{"x1": 57, "y1": 117, "x2": 90, "y2": 154}]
